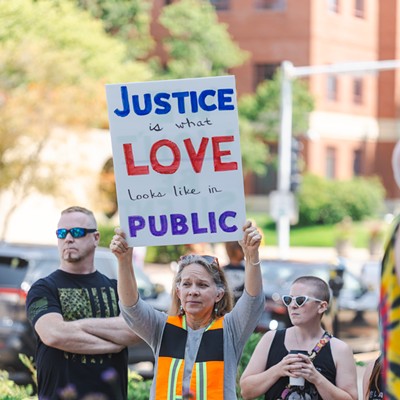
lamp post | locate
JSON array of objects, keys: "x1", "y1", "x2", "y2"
[{"x1": 277, "y1": 59, "x2": 400, "y2": 259}]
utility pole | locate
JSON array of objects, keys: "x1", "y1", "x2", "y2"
[
  {"x1": 277, "y1": 59, "x2": 400, "y2": 259},
  {"x1": 276, "y1": 61, "x2": 293, "y2": 259}
]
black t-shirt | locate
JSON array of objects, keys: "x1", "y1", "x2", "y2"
[
  {"x1": 26, "y1": 269, "x2": 128, "y2": 400},
  {"x1": 265, "y1": 329, "x2": 336, "y2": 400}
]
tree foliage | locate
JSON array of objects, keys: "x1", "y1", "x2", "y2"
[
  {"x1": 298, "y1": 174, "x2": 386, "y2": 225},
  {"x1": 239, "y1": 71, "x2": 314, "y2": 140},
  {"x1": 155, "y1": 0, "x2": 248, "y2": 79},
  {"x1": 0, "y1": 0, "x2": 316, "y2": 227},
  {"x1": 0, "y1": 0, "x2": 152, "y2": 237},
  {"x1": 74, "y1": 0, "x2": 154, "y2": 59},
  {"x1": 238, "y1": 72, "x2": 314, "y2": 175}
]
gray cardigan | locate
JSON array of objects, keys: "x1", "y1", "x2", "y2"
[{"x1": 120, "y1": 289, "x2": 264, "y2": 399}]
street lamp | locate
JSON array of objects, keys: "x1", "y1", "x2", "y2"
[{"x1": 277, "y1": 59, "x2": 400, "y2": 259}]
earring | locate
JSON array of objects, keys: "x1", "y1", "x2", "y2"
[
  {"x1": 179, "y1": 304, "x2": 184, "y2": 315},
  {"x1": 214, "y1": 304, "x2": 218, "y2": 314}
]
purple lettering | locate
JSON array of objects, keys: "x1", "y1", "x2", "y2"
[
  {"x1": 208, "y1": 212, "x2": 217, "y2": 233},
  {"x1": 126, "y1": 210, "x2": 238, "y2": 239},
  {"x1": 128, "y1": 216, "x2": 145, "y2": 237},
  {"x1": 191, "y1": 213, "x2": 207, "y2": 234},
  {"x1": 149, "y1": 215, "x2": 168, "y2": 237},
  {"x1": 219, "y1": 211, "x2": 237, "y2": 232},
  {"x1": 171, "y1": 214, "x2": 189, "y2": 235}
]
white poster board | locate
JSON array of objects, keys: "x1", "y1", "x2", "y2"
[{"x1": 106, "y1": 76, "x2": 246, "y2": 247}]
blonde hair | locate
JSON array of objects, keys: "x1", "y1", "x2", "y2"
[
  {"x1": 170, "y1": 254, "x2": 234, "y2": 317},
  {"x1": 293, "y1": 275, "x2": 331, "y2": 303},
  {"x1": 61, "y1": 206, "x2": 97, "y2": 228}
]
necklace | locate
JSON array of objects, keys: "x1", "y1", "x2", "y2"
[{"x1": 293, "y1": 328, "x2": 323, "y2": 352}]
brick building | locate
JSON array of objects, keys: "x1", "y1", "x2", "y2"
[{"x1": 151, "y1": 0, "x2": 400, "y2": 201}]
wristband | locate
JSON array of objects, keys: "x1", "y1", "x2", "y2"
[{"x1": 251, "y1": 260, "x2": 261, "y2": 266}]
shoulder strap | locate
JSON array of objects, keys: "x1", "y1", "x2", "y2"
[{"x1": 309, "y1": 331, "x2": 332, "y2": 361}]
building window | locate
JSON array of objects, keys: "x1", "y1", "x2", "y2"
[
  {"x1": 353, "y1": 78, "x2": 363, "y2": 104},
  {"x1": 327, "y1": 0, "x2": 339, "y2": 13},
  {"x1": 254, "y1": 63, "x2": 280, "y2": 89},
  {"x1": 327, "y1": 75, "x2": 338, "y2": 101},
  {"x1": 254, "y1": 0, "x2": 286, "y2": 11},
  {"x1": 326, "y1": 147, "x2": 336, "y2": 179},
  {"x1": 353, "y1": 149, "x2": 362, "y2": 176},
  {"x1": 354, "y1": 0, "x2": 365, "y2": 18},
  {"x1": 210, "y1": 0, "x2": 230, "y2": 10}
]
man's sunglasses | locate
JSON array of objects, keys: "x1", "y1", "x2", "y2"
[
  {"x1": 282, "y1": 295, "x2": 324, "y2": 308},
  {"x1": 56, "y1": 227, "x2": 97, "y2": 239}
]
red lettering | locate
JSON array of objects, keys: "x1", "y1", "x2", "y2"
[
  {"x1": 212, "y1": 136, "x2": 238, "y2": 172},
  {"x1": 150, "y1": 139, "x2": 180, "y2": 174},
  {"x1": 123, "y1": 135, "x2": 237, "y2": 176},
  {"x1": 183, "y1": 137, "x2": 209, "y2": 173},
  {"x1": 123, "y1": 143, "x2": 149, "y2": 176}
]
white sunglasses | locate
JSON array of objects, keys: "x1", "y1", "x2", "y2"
[{"x1": 282, "y1": 295, "x2": 324, "y2": 308}]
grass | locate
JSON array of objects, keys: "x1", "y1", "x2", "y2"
[{"x1": 248, "y1": 212, "x2": 390, "y2": 248}]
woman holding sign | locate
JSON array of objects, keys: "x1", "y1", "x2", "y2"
[{"x1": 110, "y1": 220, "x2": 263, "y2": 399}]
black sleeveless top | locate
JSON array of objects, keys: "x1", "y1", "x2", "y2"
[{"x1": 264, "y1": 329, "x2": 336, "y2": 400}]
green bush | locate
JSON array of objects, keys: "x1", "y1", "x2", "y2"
[
  {"x1": 99, "y1": 223, "x2": 188, "y2": 264},
  {"x1": 0, "y1": 370, "x2": 35, "y2": 399},
  {"x1": 236, "y1": 332, "x2": 263, "y2": 400},
  {"x1": 297, "y1": 174, "x2": 385, "y2": 226},
  {"x1": 1, "y1": 336, "x2": 263, "y2": 400},
  {"x1": 127, "y1": 370, "x2": 153, "y2": 400},
  {"x1": 145, "y1": 244, "x2": 189, "y2": 264},
  {"x1": 0, "y1": 357, "x2": 153, "y2": 400},
  {"x1": 98, "y1": 224, "x2": 115, "y2": 248}
]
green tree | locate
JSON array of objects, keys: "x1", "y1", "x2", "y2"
[
  {"x1": 0, "y1": 0, "x2": 152, "y2": 238},
  {"x1": 74, "y1": 0, "x2": 154, "y2": 59},
  {"x1": 155, "y1": 0, "x2": 248, "y2": 79},
  {"x1": 95, "y1": 0, "x2": 250, "y2": 216},
  {"x1": 238, "y1": 71, "x2": 314, "y2": 175}
]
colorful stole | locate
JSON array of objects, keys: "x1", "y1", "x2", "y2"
[{"x1": 155, "y1": 315, "x2": 224, "y2": 400}]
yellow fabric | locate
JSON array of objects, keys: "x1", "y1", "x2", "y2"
[{"x1": 380, "y1": 216, "x2": 400, "y2": 399}]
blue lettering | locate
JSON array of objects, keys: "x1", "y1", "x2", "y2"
[
  {"x1": 171, "y1": 91, "x2": 190, "y2": 114},
  {"x1": 154, "y1": 92, "x2": 171, "y2": 115},
  {"x1": 218, "y1": 88, "x2": 234, "y2": 110},
  {"x1": 190, "y1": 91, "x2": 199, "y2": 113},
  {"x1": 114, "y1": 85, "x2": 130, "y2": 117},
  {"x1": 114, "y1": 87, "x2": 236, "y2": 118},
  {"x1": 132, "y1": 93, "x2": 152, "y2": 116},
  {"x1": 198, "y1": 90, "x2": 217, "y2": 111}
]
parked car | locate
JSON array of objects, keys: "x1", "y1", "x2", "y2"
[
  {"x1": 0, "y1": 242, "x2": 170, "y2": 384},
  {"x1": 257, "y1": 258, "x2": 380, "y2": 352}
]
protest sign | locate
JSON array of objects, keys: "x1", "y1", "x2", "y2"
[{"x1": 106, "y1": 75, "x2": 246, "y2": 247}]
